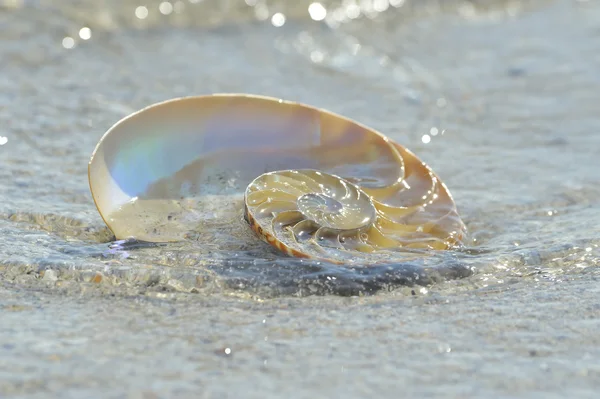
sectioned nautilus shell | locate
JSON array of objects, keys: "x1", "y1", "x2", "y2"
[{"x1": 89, "y1": 94, "x2": 467, "y2": 265}]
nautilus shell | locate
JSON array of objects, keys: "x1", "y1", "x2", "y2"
[{"x1": 89, "y1": 94, "x2": 466, "y2": 264}]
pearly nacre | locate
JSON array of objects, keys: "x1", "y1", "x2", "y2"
[{"x1": 89, "y1": 94, "x2": 466, "y2": 264}]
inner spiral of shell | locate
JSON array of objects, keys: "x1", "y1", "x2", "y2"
[{"x1": 244, "y1": 166, "x2": 464, "y2": 263}]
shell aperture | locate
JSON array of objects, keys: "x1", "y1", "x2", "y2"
[{"x1": 89, "y1": 94, "x2": 467, "y2": 264}]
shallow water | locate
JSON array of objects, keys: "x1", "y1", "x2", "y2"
[
  {"x1": 1, "y1": 0, "x2": 600, "y2": 396},
  {"x1": 1, "y1": 0, "x2": 598, "y2": 296}
]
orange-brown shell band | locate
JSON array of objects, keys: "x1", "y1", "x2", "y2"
[{"x1": 245, "y1": 207, "x2": 310, "y2": 259}]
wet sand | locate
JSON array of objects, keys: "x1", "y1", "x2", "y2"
[{"x1": 2, "y1": 274, "x2": 600, "y2": 398}]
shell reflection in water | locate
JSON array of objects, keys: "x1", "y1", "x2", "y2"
[{"x1": 88, "y1": 94, "x2": 467, "y2": 265}]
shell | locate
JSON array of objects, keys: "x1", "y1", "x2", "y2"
[{"x1": 89, "y1": 93, "x2": 466, "y2": 264}]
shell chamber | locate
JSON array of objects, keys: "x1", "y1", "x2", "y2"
[{"x1": 245, "y1": 165, "x2": 466, "y2": 264}]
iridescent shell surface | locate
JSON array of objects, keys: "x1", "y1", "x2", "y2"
[{"x1": 89, "y1": 94, "x2": 466, "y2": 264}]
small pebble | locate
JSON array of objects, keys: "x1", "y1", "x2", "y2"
[{"x1": 43, "y1": 269, "x2": 58, "y2": 282}]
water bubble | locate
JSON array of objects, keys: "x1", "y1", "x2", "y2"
[
  {"x1": 159, "y1": 1, "x2": 174, "y2": 15},
  {"x1": 271, "y1": 12, "x2": 286, "y2": 27},
  {"x1": 62, "y1": 37, "x2": 75, "y2": 49},
  {"x1": 308, "y1": 2, "x2": 327, "y2": 21},
  {"x1": 373, "y1": 0, "x2": 389, "y2": 12},
  {"x1": 79, "y1": 27, "x2": 91, "y2": 40},
  {"x1": 346, "y1": 5, "x2": 361, "y2": 19},
  {"x1": 135, "y1": 6, "x2": 149, "y2": 19}
]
